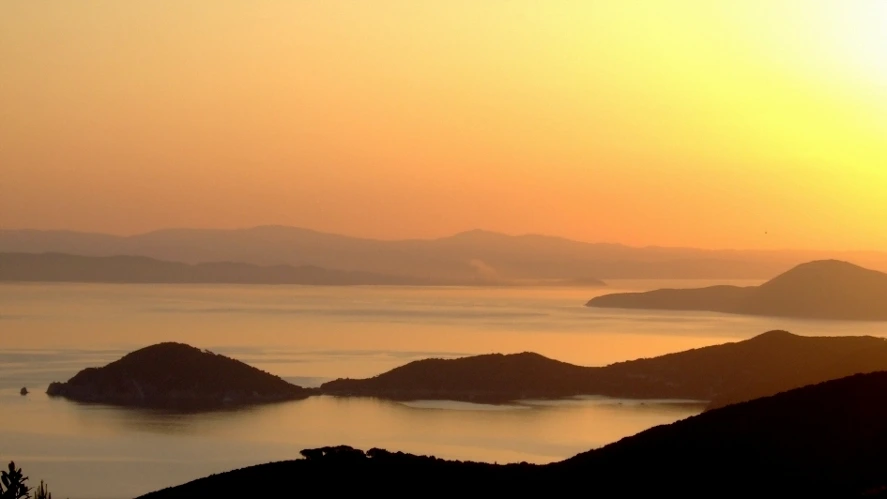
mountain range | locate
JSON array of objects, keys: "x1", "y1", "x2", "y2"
[{"x1": 3, "y1": 226, "x2": 887, "y2": 282}]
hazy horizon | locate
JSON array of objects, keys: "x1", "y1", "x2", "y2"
[
  {"x1": 5, "y1": 224, "x2": 887, "y2": 255},
  {"x1": 3, "y1": 2, "x2": 887, "y2": 252}
]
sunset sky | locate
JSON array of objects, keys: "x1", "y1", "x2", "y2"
[{"x1": 2, "y1": 1, "x2": 886, "y2": 250}]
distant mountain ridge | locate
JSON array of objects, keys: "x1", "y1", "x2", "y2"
[
  {"x1": 587, "y1": 259, "x2": 887, "y2": 320},
  {"x1": 3, "y1": 226, "x2": 886, "y2": 281},
  {"x1": 320, "y1": 330, "x2": 887, "y2": 409},
  {"x1": 0, "y1": 252, "x2": 427, "y2": 285}
]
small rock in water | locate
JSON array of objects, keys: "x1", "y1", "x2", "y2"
[{"x1": 20, "y1": 387, "x2": 29, "y2": 396}]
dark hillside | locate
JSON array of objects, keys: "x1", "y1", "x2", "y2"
[{"x1": 47, "y1": 343, "x2": 315, "y2": 409}]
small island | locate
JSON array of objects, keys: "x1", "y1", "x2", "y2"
[
  {"x1": 586, "y1": 259, "x2": 887, "y2": 321},
  {"x1": 46, "y1": 343, "x2": 315, "y2": 410}
]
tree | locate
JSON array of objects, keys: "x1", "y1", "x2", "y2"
[{"x1": 0, "y1": 461, "x2": 29, "y2": 499}]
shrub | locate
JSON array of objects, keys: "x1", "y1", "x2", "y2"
[
  {"x1": 0, "y1": 461, "x2": 29, "y2": 499},
  {"x1": 0, "y1": 462, "x2": 55, "y2": 499},
  {"x1": 32, "y1": 481, "x2": 51, "y2": 499}
]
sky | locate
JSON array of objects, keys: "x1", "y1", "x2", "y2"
[{"x1": 2, "y1": 1, "x2": 886, "y2": 250}]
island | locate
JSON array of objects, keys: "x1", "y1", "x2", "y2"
[
  {"x1": 320, "y1": 330, "x2": 887, "y2": 410},
  {"x1": 586, "y1": 259, "x2": 887, "y2": 321},
  {"x1": 137, "y1": 371, "x2": 887, "y2": 497},
  {"x1": 46, "y1": 343, "x2": 316, "y2": 410}
]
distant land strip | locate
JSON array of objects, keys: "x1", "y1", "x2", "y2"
[{"x1": 0, "y1": 252, "x2": 605, "y2": 287}]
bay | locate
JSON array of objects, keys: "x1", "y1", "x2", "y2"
[{"x1": 3, "y1": 281, "x2": 886, "y2": 498}]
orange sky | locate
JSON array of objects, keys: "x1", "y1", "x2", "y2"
[{"x1": 2, "y1": 1, "x2": 886, "y2": 250}]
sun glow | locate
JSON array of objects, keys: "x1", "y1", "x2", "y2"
[
  {"x1": 829, "y1": 2, "x2": 887, "y2": 81},
  {"x1": 1, "y1": 1, "x2": 886, "y2": 250}
]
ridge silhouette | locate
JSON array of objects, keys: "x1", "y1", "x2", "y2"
[
  {"x1": 6, "y1": 227, "x2": 886, "y2": 281},
  {"x1": 321, "y1": 330, "x2": 887, "y2": 409}
]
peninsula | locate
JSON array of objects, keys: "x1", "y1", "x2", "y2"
[
  {"x1": 320, "y1": 330, "x2": 887, "y2": 409},
  {"x1": 587, "y1": 260, "x2": 887, "y2": 321}
]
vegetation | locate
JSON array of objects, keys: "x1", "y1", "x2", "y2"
[
  {"x1": 0, "y1": 462, "x2": 28, "y2": 499},
  {"x1": 31, "y1": 482, "x2": 51, "y2": 499},
  {"x1": 0, "y1": 462, "x2": 53, "y2": 499}
]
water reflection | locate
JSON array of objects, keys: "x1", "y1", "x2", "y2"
[{"x1": 4, "y1": 391, "x2": 704, "y2": 497}]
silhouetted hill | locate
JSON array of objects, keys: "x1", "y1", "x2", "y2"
[
  {"x1": 322, "y1": 352, "x2": 593, "y2": 402},
  {"x1": 557, "y1": 371, "x2": 887, "y2": 496},
  {"x1": 4, "y1": 226, "x2": 886, "y2": 281},
  {"x1": 0, "y1": 252, "x2": 426, "y2": 285},
  {"x1": 587, "y1": 260, "x2": 887, "y2": 320},
  {"x1": 138, "y1": 371, "x2": 887, "y2": 498},
  {"x1": 321, "y1": 331, "x2": 887, "y2": 409},
  {"x1": 741, "y1": 260, "x2": 887, "y2": 319},
  {"x1": 46, "y1": 343, "x2": 315, "y2": 409},
  {"x1": 607, "y1": 330, "x2": 887, "y2": 410}
]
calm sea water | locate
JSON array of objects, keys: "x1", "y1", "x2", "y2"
[{"x1": 4, "y1": 281, "x2": 887, "y2": 498}]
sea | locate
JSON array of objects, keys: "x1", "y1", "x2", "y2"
[{"x1": 4, "y1": 281, "x2": 887, "y2": 498}]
